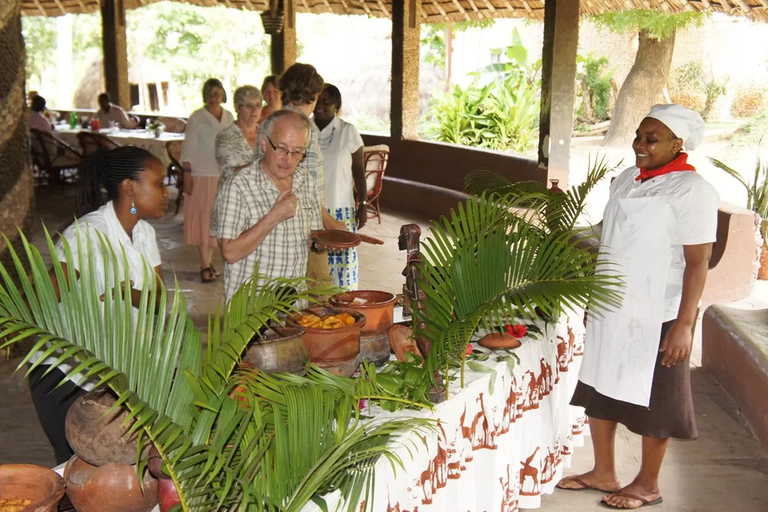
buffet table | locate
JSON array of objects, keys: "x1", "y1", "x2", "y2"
[
  {"x1": 54, "y1": 128, "x2": 184, "y2": 167},
  {"x1": 319, "y1": 311, "x2": 588, "y2": 511}
]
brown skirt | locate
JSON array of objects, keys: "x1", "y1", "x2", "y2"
[{"x1": 571, "y1": 319, "x2": 698, "y2": 440}]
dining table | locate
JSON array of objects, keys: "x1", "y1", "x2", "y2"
[{"x1": 54, "y1": 127, "x2": 184, "y2": 168}]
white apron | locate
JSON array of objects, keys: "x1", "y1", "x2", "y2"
[{"x1": 579, "y1": 175, "x2": 672, "y2": 407}]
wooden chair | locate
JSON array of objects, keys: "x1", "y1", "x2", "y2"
[
  {"x1": 29, "y1": 129, "x2": 83, "y2": 188},
  {"x1": 77, "y1": 132, "x2": 120, "y2": 157},
  {"x1": 362, "y1": 144, "x2": 389, "y2": 223},
  {"x1": 166, "y1": 141, "x2": 184, "y2": 214},
  {"x1": 157, "y1": 117, "x2": 187, "y2": 133}
]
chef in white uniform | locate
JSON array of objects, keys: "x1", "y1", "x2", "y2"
[{"x1": 556, "y1": 104, "x2": 720, "y2": 510}]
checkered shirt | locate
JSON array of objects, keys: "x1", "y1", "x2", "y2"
[{"x1": 217, "y1": 159, "x2": 322, "y2": 301}]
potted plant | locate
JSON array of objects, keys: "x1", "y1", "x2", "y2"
[
  {"x1": 409, "y1": 156, "x2": 623, "y2": 396},
  {"x1": 0, "y1": 228, "x2": 430, "y2": 511},
  {"x1": 708, "y1": 154, "x2": 768, "y2": 278}
]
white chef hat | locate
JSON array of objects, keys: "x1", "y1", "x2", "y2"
[{"x1": 645, "y1": 104, "x2": 706, "y2": 150}]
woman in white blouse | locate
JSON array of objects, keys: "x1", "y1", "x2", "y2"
[
  {"x1": 209, "y1": 85, "x2": 263, "y2": 239},
  {"x1": 313, "y1": 84, "x2": 368, "y2": 290},
  {"x1": 181, "y1": 78, "x2": 234, "y2": 283},
  {"x1": 29, "y1": 146, "x2": 169, "y2": 464}
]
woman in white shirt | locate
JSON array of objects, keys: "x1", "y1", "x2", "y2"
[
  {"x1": 29, "y1": 146, "x2": 169, "y2": 464},
  {"x1": 181, "y1": 78, "x2": 234, "y2": 283},
  {"x1": 313, "y1": 84, "x2": 368, "y2": 290},
  {"x1": 210, "y1": 85, "x2": 263, "y2": 239},
  {"x1": 557, "y1": 105, "x2": 719, "y2": 509}
]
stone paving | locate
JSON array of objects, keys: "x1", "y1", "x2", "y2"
[{"x1": 1, "y1": 185, "x2": 767, "y2": 511}]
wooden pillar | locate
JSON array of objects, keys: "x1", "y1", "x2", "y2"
[
  {"x1": 538, "y1": 0, "x2": 579, "y2": 188},
  {"x1": 391, "y1": 0, "x2": 421, "y2": 140},
  {"x1": 101, "y1": 0, "x2": 130, "y2": 108},
  {"x1": 270, "y1": 0, "x2": 297, "y2": 76}
]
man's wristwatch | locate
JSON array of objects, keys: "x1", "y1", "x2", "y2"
[{"x1": 310, "y1": 239, "x2": 322, "y2": 253}]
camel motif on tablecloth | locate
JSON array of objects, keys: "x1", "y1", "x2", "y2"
[{"x1": 519, "y1": 447, "x2": 541, "y2": 496}]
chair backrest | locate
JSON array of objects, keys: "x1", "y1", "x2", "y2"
[
  {"x1": 129, "y1": 114, "x2": 141, "y2": 128},
  {"x1": 29, "y1": 129, "x2": 53, "y2": 170},
  {"x1": 363, "y1": 144, "x2": 389, "y2": 195},
  {"x1": 77, "y1": 132, "x2": 119, "y2": 156},
  {"x1": 158, "y1": 117, "x2": 187, "y2": 133},
  {"x1": 166, "y1": 140, "x2": 184, "y2": 184}
]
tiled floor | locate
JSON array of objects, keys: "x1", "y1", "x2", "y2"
[{"x1": 2, "y1": 185, "x2": 767, "y2": 511}]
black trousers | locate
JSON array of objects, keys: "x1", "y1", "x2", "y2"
[{"x1": 28, "y1": 364, "x2": 88, "y2": 465}]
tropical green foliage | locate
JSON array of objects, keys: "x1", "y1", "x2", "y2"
[
  {"x1": 671, "y1": 61, "x2": 728, "y2": 120},
  {"x1": 576, "y1": 53, "x2": 615, "y2": 122},
  {"x1": 0, "y1": 226, "x2": 429, "y2": 511},
  {"x1": 708, "y1": 153, "x2": 768, "y2": 242},
  {"x1": 592, "y1": 9, "x2": 707, "y2": 41},
  {"x1": 426, "y1": 28, "x2": 540, "y2": 154},
  {"x1": 411, "y1": 157, "x2": 623, "y2": 391}
]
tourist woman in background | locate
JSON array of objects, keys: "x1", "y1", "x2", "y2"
[
  {"x1": 557, "y1": 104, "x2": 719, "y2": 509},
  {"x1": 181, "y1": 78, "x2": 234, "y2": 283},
  {"x1": 313, "y1": 84, "x2": 368, "y2": 290},
  {"x1": 260, "y1": 75, "x2": 281, "y2": 123},
  {"x1": 210, "y1": 85, "x2": 262, "y2": 239},
  {"x1": 29, "y1": 147, "x2": 168, "y2": 464}
]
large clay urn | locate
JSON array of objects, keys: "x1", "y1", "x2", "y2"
[
  {"x1": 0, "y1": 464, "x2": 65, "y2": 512},
  {"x1": 65, "y1": 389, "x2": 142, "y2": 466},
  {"x1": 243, "y1": 326, "x2": 308, "y2": 376},
  {"x1": 64, "y1": 456, "x2": 157, "y2": 512},
  {"x1": 330, "y1": 290, "x2": 397, "y2": 366}
]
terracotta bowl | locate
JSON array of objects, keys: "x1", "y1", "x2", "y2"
[
  {"x1": 330, "y1": 290, "x2": 397, "y2": 334},
  {"x1": 0, "y1": 464, "x2": 65, "y2": 512},
  {"x1": 243, "y1": 326, "x2": 308, "y2": 376},
  {"x1": 477, "y1": 332, "x2": 522, "y2": 349},
  {"x1": 287, "y1": 307, "x2": 366, "y2": 377},
  {"x1": 64, "y1": 455, "x2": 158, "y2": 512}
]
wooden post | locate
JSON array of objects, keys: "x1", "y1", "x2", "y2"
[
  {"x1": 538, "y1": 0, "x2": 579, "y2": 188},
  {"x1": 101, "y1": 0, "x2": 130, "y2": 109},
  {"x1": 270, "y1": 0, "x2": 297, "y2": 76},
  {"x1": 391, "y1": 0, "x2": 421, "y2": 140}
]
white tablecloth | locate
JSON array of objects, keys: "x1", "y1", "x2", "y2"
[
  {"x1": 316, "y1": 311, "x2": 588, "y2": 512},
  {"x1": 54, "y1": 128, "x2": 184, "y2": 167}
]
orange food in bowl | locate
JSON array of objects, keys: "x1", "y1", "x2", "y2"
[
  {"x1": 297, "y1": 313, "x2": 356, "y2": 329},
  {"x1": 0, "y1": 499, "x2": 33, "y2": 512}
]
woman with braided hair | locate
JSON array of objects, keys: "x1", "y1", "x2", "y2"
[{"x1": 28, "y1": 146, "x2": 170, "y2": 464}]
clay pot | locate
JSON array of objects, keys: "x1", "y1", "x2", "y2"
[
  {"x1": 65, "y1": 389, "x2": 142, "y2": 467},
  {"x1": 360, "y1": 332, "x2": 391, "y2": 366},
  {"x1": 330, "y1": 290, "x2": 397, "y2": 334},
  {"x1": 243, "y1": 326, "x2": 308, "y2": 376},
  {"x1": 387, "y1": 325, "x2": 421, "y2": 361},
  {"x1": 477, "y1": 332, "x2": 522, "y2": 349},
  {"x1": 157, "y1": 478, "x2": 180, "y2": 512},
  {"x1": 64, "y1": 455, "x2": 158, "y2": 512},
  {"x1": 287, "y1": 307, "x2": 366, "y2": 377},
  {"x1": 0, "y1": 464, "x2": 65, "y2": 512}
]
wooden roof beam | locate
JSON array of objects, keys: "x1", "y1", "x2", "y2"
[
  {"x1": 51, "y1": 0, "x2": 68, "y2": 16},
  {"x1": 431, "y1": 0, "x2": 449, "y2": 18},
  {"x1": 357, "y1": 0, "x2": 373, "y2": 16},
  {"x1": 448, "y1": 0, "x2": 470, "y2": 21},
  {"x1": 480, "y1": 0, "x2": 495, "y2": 14},
  {"x1": 466, "y1": 0, "x2": 481, "y2": 17},
  {"x1": 520, "y1": 0, "x2": 533, "y2": 13},
  {"x1": 374, "y1": 0, "x2": 389, "y2": 17},
  {"x1": 31, "y1": 0, "x2": 47, "y2": 16}
]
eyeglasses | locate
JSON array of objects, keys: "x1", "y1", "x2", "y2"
[
  {"x1": 266, "y1": 135, "x2": 306, "y2": 161},
  {"x1": 239, "y1": 102, "x2": 262, "y2": 110}
]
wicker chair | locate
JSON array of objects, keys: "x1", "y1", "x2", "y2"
[
  {"x1": 362, "y1": 144, "x2": 390, "y2": 223},
  {"x1": 77, "y1": 132, "x2": 120, "y2": 157},
  {"x1": 165, "y1": 140, "x2": 184, "y2": 214},
  {"x1": 30, "y1": 129, "x2": 83, "y2": 188},
  {"x1": 157, "y1": 117, "x2": 187, "y2": 133}
]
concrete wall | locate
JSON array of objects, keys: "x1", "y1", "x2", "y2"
[{"x1": 361, "y1": 134, "x2": 544, "y2": 219}]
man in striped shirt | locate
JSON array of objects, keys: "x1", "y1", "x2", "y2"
[{"x1": 217, "y1": 110, "x2": 323, "y2": 301}]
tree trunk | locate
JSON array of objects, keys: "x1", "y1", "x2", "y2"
[
  {"x1": 0, "y1": 0, "x2": 35, "y2": 355},
  {"x1": 603, "y1": 29, "x2": 676, "y2": 147}
]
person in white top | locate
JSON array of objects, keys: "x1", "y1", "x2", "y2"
[
  {"x1": 95, "y1": 93, "x2": 137, "y2": 129},
  {"x1": 180, "y1": 78, "x2": 234, "y2": 283},
  {"x1": 28, "y1": 146, "x2": 169, "y2": 464},
  {"x1": 313, "y1": 84, "x2": 367, "y2": 290},
  {"x1": 557, "y1": 104, "x2": 720, "y2": 509}
]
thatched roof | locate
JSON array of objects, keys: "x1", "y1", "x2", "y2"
[{"x1": 20, "y1": 0, "x2": 768, "y2": 23}]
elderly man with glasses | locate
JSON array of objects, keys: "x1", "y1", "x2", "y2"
[{"x1": 217, "y1": 109, "x2": 324, "y2": 302}]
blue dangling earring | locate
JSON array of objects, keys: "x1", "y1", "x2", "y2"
[{"x1": 130, "y1": 201, "x2": 137, "y2": 215}]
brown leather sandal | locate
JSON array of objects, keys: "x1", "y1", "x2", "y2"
[{"x1": 201, "y1": 267, "x2": 217, "y2": 283}]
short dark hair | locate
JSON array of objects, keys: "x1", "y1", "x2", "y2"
[
  {"x1": 202, "y1": 78, "x2": 227, "y2": 104},
  {"x1": 279, "y1": 64, "x2": 324, "y2": 106},
  {"x1": 98, "y1": 93, "x2": 110, "y2": 103},
  {"x1": 261, "y1": 75, "x2": 279, "y2": 91},
  {"x1": 31, "y1": 95, "x2": 46, "y2": 113},
  {"x1": 322, "y1": 84, "x2": 342, "y2": 111}
]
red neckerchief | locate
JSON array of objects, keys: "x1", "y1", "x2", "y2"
[{"x1": 635, "y1": 153, "x2": 696, "y2": 181}]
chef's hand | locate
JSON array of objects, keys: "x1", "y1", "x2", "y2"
[
  {"x1": 355, "y1": 205, "x2": 367, "y2": 230},
  {"x1": 271, "y1": 189, "x2": 297, "y2": 222},
  {"x1": 100, "y1": 280, "x2": 134, "y2": 301},
  {"x1": 659, "y1": 321, "x2": 693, "y2": 367}
]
